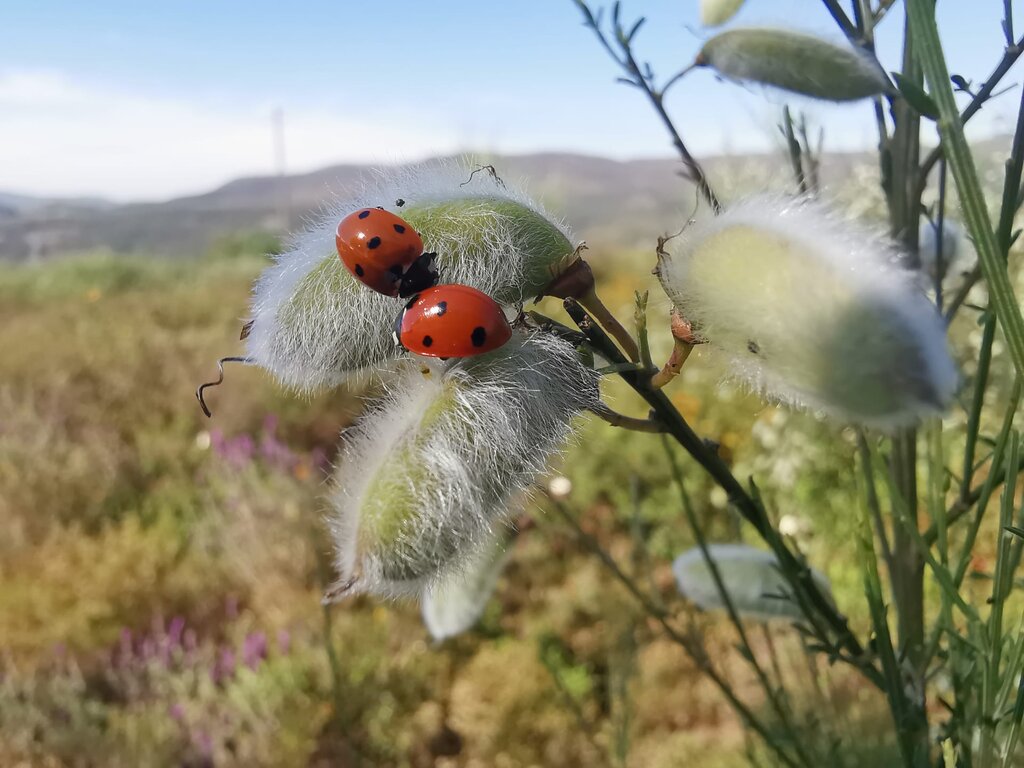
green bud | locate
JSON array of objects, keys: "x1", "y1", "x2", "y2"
[
  {"x1": 700, "y1": 0, "x2": 745, "y2": 27},
  {"x1": 697, "y1": 28, "x2": 890, "y2": 102},
  {"x1": 402, "y1": 195, "x2": 576, "y2": 303}
]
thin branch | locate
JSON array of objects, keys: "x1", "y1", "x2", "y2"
[
  {"x1": 820, "y1": 0, "x2": 859, "y2": 39},
  {"x1": 589, "y1": 403, "x2": 666, "y2": 433},
  {"x1": 563, "y1": 298, "x2": 878, "y2": 681},
  {"x1": 546, "y1": 498, "x2": 803, "y2": 768},
  {"x1": 573, "y1": 0, "x2": 722, "y2": 212},
  {"x1": 856, "y1": 431, "x2": 896, "y2": 582},
  {"x1": 916, "y1": 34, "x2": 1024, "y2": 197}
]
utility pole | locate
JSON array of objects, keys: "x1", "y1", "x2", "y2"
[{"x1": 271, "y1": 107, "x2": 291, "y2": 229}]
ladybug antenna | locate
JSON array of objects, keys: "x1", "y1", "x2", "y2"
[
  {"x1": 510, "y1": 302, "x2": 528, "y2": 329},
  {"x1": 196, "y1": 356, "x2": 253, "y2": 418}
]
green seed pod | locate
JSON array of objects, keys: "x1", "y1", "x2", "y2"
[
  {"x1": 327, "y1": 332, "x2": 598, "y2": 599},
  {"x1": 402, "y1": 195, "x2": 576, "y2": 305},
  {"x1": 700, "y1": 0, "x2": 745, "y2": 27},
  {"x1": 246, "y1": 163, "x2": 577, "y2": 393},
  {"x1": 697, "y1": 27, "x2": 890, "y2": 102},
  {"x1": 673, "y1": 544, "x2": 833, "y2": 622},
  {"x1": 657, "y1": 195, "x2": 958, "y2": 430},
  {"x1": 421, "y1": 524, "x2": 516, "y2": 641}
]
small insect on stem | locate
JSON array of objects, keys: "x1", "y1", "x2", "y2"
[
  {"x1": 460, "y1": 164, "x2": 507, "y2": 190},
  {"x1": 196, "y1": 356, "x2": 253, "y2": 418}
]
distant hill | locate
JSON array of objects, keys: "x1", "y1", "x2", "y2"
[{"x1": 0, "y1": 141, "x2": 1009, "y2": 262}]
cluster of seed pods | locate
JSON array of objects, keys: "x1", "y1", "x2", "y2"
[{"x1": 334, "y1": 206, "x2": 513, "y2": 359}]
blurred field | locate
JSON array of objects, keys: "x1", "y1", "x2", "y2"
[{"x1": 0, "y1": 218, "x2": 1014, "y2": 767}]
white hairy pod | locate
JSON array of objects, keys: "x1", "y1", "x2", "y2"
[
  {"x1": 656, "y1": 195, "x2": 958, "y2": 430},
  {"x1": 326, "y1": 332, "x2": 598, "y2": 599},
  {"x1": 245, "y1": 162, "x2": 577, "y2": 393}
]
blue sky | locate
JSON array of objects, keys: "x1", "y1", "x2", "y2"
[{"x1": 0, "y1": 1, "x2": 1012, "y2": 200}]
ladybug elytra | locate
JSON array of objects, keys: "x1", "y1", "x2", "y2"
[
  {"x1": 336, "y1": 208, "x2": 437, "y2": 297},
  {"x1": 393, "y1": 284, "x2": 513, "y2": 358}
]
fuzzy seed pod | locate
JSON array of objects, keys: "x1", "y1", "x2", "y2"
[
  {"x1": 421, "y1": 525, "x2": 515, "y2": 641},
  {"x1": 245, "y1": 162, "x2": 576, "y2": 393},
  {"x1": 918, "y1": 218, "x2": 972, "y2": 284},
  {"x1": 697, "y1": 28, "x2": 890, "y2": 102},
  {"x1": 673, "y1": 544, "x2": 833, "y2": 622},
  {"x1": 700, "y1": 0, "x2": 745, "y2": 27},
  {"x1": 657, "y1": 195, "x2": 958, "y2": 430},
  {"x1": 327, "y1": 331, "x2": 598, "y2": 599}
]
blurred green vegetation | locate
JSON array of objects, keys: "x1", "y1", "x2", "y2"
[{"x1": 0, "y1": 235, "x2": 1012, "y2": 767}]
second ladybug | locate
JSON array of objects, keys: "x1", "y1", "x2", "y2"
[
  {"x1": 394, "y1": 284, "x2": 513, "y2": 359},
  {"x1": 336, "y1": 208, "x2": 438, "y2": 297}
]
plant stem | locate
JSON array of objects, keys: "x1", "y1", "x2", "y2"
[
  {"x1": 855, "y1": 444, "x2": 922, "y2": 768},
  {"x1": 563, "y1": 298, "x2": 879, "y2": 682},
  {"x1": 660, "y1": 435, "x2": 816, "y2": 768},
  {"x1": 547, "y1": 498, "x2": 802, "y2": 768},
  {"x1": 908, "y1": 0, "x2": 1024, "y2": 382},
  {"x1": 572, "y1": 0, "x2": 722, "y2": 212}
]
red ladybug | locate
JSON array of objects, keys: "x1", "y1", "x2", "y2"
[
  {"x1": 336, "y1": 208, "x2": 437, "y2": 297},
  {"x1": 393, "y1": 284, "x2": 513, "y2": 358}
]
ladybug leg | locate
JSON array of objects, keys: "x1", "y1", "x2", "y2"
[
  {"x1": 391, "y1": 309, "x2": 407, "y2": 352},
  {"x1": 398, "y1": 252, "x2": 439, "y2": 298}
]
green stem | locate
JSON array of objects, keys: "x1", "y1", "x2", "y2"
[
  {"x1": 908, "y1": 0, "x2": 1024, "y2": 382},
  {"x1": 660, "y1": 436, "x2": 816, "y2": 768},
  {"x1": 854, "y1": 447, "x2": 921, "y2": 768},
  {"x1": 547, "y1": 499, "x2": 802, "y2": 768},
  {"x1": 562, "y1": 298, "x2": 879, "y2": 683}
]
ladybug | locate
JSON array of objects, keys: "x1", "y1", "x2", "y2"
[
  {"x1": 335, "y1": 207, "x2": 438, "y2": 297},
  {"x1": 393, "y1": 284, "x2": 513, "y2": 358}
]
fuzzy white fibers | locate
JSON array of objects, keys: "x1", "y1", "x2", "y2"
[
  {"x1": 327, "y1": 331, "x2": 598, "y2": 600},
  {"x1": 421, "y1": 524, "x2": 516, "y2": 641},
  {"x1": 673, "y1": 543, "x2": 833, "y2": 623},
  {"x1": 658, "y1": 195, "x2": 958, "y2": 430},
  {"x1": 245, "y1": 160, "x2": 574, "y2": 394}
]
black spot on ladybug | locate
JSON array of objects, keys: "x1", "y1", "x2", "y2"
[
  {"x1": 471, "y1": 327, "x2": 487, "y2": 347},
  {"x1": 422, "y1": 335, "x2": 433, "y2": 348},
  {"x1": 747, "y1": 340, "x2": 760, "y2": 354},
  {"x1": 435, "y1": 301, "x2": 447, "y2": 316},
  {"x1": 393, "y1": 223, "x2": 406, "y2": 234},
  {"x1": 354, "y1": 264, "x2": 365, "y2": 277},
  {"x1": 367, "y1": 236, "x2": 382, "y2": 249},
  {"x1": 358, "y1": 209, "x2": 371, "y2": 219}
]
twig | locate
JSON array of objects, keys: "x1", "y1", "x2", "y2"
[
  {"x1": 573, "y1": 0, "x2": 722, "y2": 212},
  {"x1": 916, "y1": 33, "x2": 1024, "y2": 199},
  {"x1": 546, "y1": 498, "x2": 803, "y2": 768},
  {"x1": 589, "y1": 403, "x2": 666, "y2": 433},
  {"x1": 562, "y1": 298, "x2": 878, "y2": 682}
]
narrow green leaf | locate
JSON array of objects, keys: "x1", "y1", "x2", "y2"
[
  {"x1": 907, "y1": 0, "x2": 1024, "y2": 383},
  {"x1": 892, "y1": 71, "x2": 940, "y2": 119}
]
